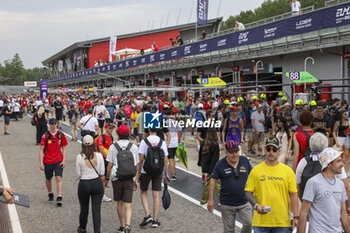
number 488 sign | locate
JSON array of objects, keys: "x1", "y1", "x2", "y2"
[{"x1": 289, "y1": 72, "x2": 300, "y2": 81}]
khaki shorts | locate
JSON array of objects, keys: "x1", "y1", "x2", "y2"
[
  {"x1": 253, "y1": 132, "x2": 265, "y2": 144},
  {"x1": 246, "y1": 130, "x2": 254, "y2": 142}
]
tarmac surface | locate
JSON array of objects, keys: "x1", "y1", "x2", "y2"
[{"x1": 0, "y1": 116, "x2": 237, "y2": 233}]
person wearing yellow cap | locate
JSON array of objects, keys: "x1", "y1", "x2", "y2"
[
  {"x1": 237, "y1": 97, "x2": 244, "y2": 103},
  {"x1": 309, "y1": 100, "x2": 317, "y2": 112},
  {"x1": 259, "y1": 94, "x2": 269, "y2": 113},
  {"x1": 252, "y1": 96, "x2": 259, "y2": 101},
  {"x1": 276, "y1": 92, "x2": 285, "y2": 106},
  {"x1": 292, "y1": 99, "x2": 304, "y2": 126}
]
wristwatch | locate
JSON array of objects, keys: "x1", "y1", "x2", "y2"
[
  {"x1": 254, "y1": 204, "x2": 258, "y2": 210},
  {"x1": 0, "y1": 188, "x2": 4, "y2": 196},
  {"x1": 293, "y1": 216, "x2": 299, "y2": 219},
  {"x1": 105, "y1": 178, "x2": 110, "y2": 181}
]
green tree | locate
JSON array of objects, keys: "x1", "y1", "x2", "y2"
[
  {"x1": 222, "y1": 0, "x2": 325, "y2": 30},
  {"x1": 0, "y1": 53, "x2": 44, "y2": 85}
]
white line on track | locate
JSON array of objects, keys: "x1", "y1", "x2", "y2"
[
  {"x1": 0, "y1": 152, "x2": 23, "y2": 233},
  {"x1": 29, "y1": 115, "x2": 246, "y2": 229}
]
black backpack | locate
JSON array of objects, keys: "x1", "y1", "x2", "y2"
[
  {"x1": 299, "y1": 153, "x2": 322, "y2": 198},
  {"x1": 113, "y1": 142, "x2": 136, "y2": 180},
  {"x1": 300, "y1": 131, "x2": 312, "y2": 158},
  {"x1": 143, "y1": 138, "x2": 165, "y2": 176}
]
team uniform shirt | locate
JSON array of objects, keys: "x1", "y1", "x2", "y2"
[
  {"x1": 21, "y1": 100, "x2": 27, "y2": 108},
  {"x1": 124, "y1": 105, "x2": 132, "y2": 118},
  {"x1": 96, "y1": 134, "x2": 113, "y2": 159},
  {"x1": 116, "y1": 111, "x2": 128, "y2": 127},
  {"x1": 138, "y1": 135, "x2": 168, "y2": 174},
  {"x1": 106, "y1": 140, "x2": 139, "y2": 181},
  {"x1": 303, "y1": 173, "x2": 347, "y2": 233},
  {"x1": 41, "y1": 131, "x2": 68, "y2": 164},
  {"x1": 212, "y1": 156, "x2": 252, "y2": 206},
  {"x1": 78, "y1": 101, "x2": 85, "y2": 113},
  {"x1": 54, "y1": 102, "x2": 63, "y2": 116},
  {"x1": 80, "y1": 114, "x2": 99, "y2": 132},
  {"x1": 245, "y1": 162, "x2": 297, "y2": 227}
]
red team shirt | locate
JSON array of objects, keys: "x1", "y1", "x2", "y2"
[
  {"x1": 96, "y1": 134, "x2": 113, "y2": 160},
  {"x1": 21, "y1": 100, "x2": 27, "y2": 107},
  {"x1": 41, "y1": 131, "x2": 68, "y2": 164}
]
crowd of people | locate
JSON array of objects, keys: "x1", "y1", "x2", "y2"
[{"x1": 1, "y1": 91, "x2": 350, "y2": 233}]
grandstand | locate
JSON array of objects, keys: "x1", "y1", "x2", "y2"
[{"x1": 44, "y1": 0, "x2": 350, "y2": 101}]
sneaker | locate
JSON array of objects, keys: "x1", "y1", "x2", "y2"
[
  {"x1": 117, "y1": 226, "x2": 125, "y2": 232},
  {"x1": 4, "y1": 132, "x2": 9, "y2": 135},
  {"x1": 151, "y1": 220, "x2": 161, "y2": 228},
  {"x1": 170, "y1": 176, "x2": 177, "y2": 181},
  {"x1": 124, "y1": 225, "x2": 131, "y2": 233},
  {"x1": 102, "y1": 194, "x2": 112, "y2": 202},
  {"x1": 77, "y1": 227, "x2": 87, "y2": 233},
  {"x1": 71, "y1": 138, "x2": 74, "y2": 141},
  {"x1": 48, "y1": 193, "x2": 54, "y2": 203},
  {"x1": 140, "y1": 215, "x2": 153, "y2": 227},
  {"x1": 56, "y1": 196, "x2": 63, "y2": 207}
]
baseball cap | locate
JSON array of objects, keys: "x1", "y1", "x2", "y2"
[
  {"x1": 83, "y1": 135, "x2": 94, "y2": 146},
  {"x1": 198, "y1": 103, "x2": 204, "y2": 109},
  {"x1": 212, "y1": 102, "x2": 219, "y2": 109},
  {"x1": 225, "y1": 141, "x2": 240, "y2": 152},
  {"x1": 104, "y1": 123, "x2": 115, "y2": 129},
  {"x1": 319, "y1": 148, "x2": 344, "y2": 171},
  {"x1": 265, "y1": 137, "x2": 280, "y2": 148},
  {"x1": 117, "y1": 125, "x2": 129, "y2": 136},
  {"x1": 329, "y1": 106, "x2": 336, "y2": 113},
  {"x1": 230, "y1": 106, "x2": 238, "y2": 111},
  {"x1": 48, "y1": 118, "x2": 57, "y2": 124}
]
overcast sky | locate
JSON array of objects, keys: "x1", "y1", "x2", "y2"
[{"x1": 0, "y1": 0, "x2": 265, "y2": 68}]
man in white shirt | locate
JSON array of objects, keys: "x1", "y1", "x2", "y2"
[
  {"x1": 0, "y1": 98, "x2": 4, "y2": 114},
  {"x1": 78, "y1": 108, "x2": 99, "y2": 137},
  {"x1": 290, "y1": 0, "x2": 301, "y2": 16},
  {"x1": 136, "y1": 128, "x2": 169, "y2": 228},
  {"x1": 105, "y1": 125, "x2": 139, "y2": 233},
  {"x1": 251, "y1": 104, "x2": 265, "y2": 157},
  {"x1": 13, "y1": 101, "x2": 21, "y2": 120},
  {"x1": 234, "y1": 20, "x2": 245, "y2": 32}
]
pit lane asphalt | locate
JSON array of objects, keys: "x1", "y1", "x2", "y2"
[{"x1": 0, "y1": 116, "x2": 228, "y2": 233}]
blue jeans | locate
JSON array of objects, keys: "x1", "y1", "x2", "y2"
[{"x1": 253, "y1": 227, "x2": 289, "y2": 233}]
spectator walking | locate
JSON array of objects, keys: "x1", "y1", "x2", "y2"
[
  {"x1": 93, "y1": 100, "x2": 107, "y2": 134},
  {"x1": 54, "y1": 98, "x2": 63, "y2": 129},
  {"x1": 105, "y1": 98, "x2": 116, "y2": 124},
  {"x1": 200, "y1": 127, "x2": 221, "y2": 206},
  {"x1": 200, "y1": 30, "x2": 207, "y2": 40},
  {"x1": 292, "y1": 111, "x2": 314, "y2": 171},
  {"x1": 68, "y1": 104, "x2": 79, "y2": 141},
  {"x1": 298, "y1": 148, "x2": 350, "y2": 233},
  {"x1": 39, "y1": 118, "x2": 68, "y2": 207},
  {"x1": 34, "y1": 106, "x2": 48, "y2": 145},
  {"x1": 245, "y1": 137, "x2": 299, "y2": 233},
  {"x1": 136, "y1": 128, "x2": 169, "y2": 228},
  {"x1": 3, "y1": 101, "x2": 12, "y2": 135},
  {"x1": 105, "y1": 125, "x2": 139, "y2": 233},
  {"x1": 76, "y1": 135, "x2": 105, "y2": 233},
  {"x1": 251, "y1": 104, "x2": 265, "y2": 157},
  {"x1": 333, "y1": 110, "x2": 350, "y2": 175},
  {"x1": 275, "y1": 117, "x2": 293, "y2": 164},
  {"x1": 208, "y1": 140, "x2": 252, "y2": 233},
  {"x1": 78, "y1": 108, "x2": 99, "y2": 138}
]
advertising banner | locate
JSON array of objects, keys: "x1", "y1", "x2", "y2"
[
  {"x1": 109, "y1": 35, "x2": 117, "y2": 54},
  {"x1": 40, "y1": 82, "x2": 48, "y2": 100},
  {"x1": 197, "y1": 0, "x2": 209, "y2": 25}
]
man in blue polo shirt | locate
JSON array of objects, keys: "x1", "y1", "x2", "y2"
[{"x1": 207, "y1": 140, "x2": 253, "y2": 233}]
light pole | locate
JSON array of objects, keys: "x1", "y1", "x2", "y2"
[
  {"x1": 304, "y1": 57, "x2": 315, "y2": 92},
  {"x1": 255, "y1": 60, "x2": 263, "y2": 91}
]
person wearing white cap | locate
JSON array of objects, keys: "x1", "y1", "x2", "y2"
[
  {"x1": 298, "y1": 147, "x2": 350, "y2": 233},
  {"x1": 76, "y1": 135, "x2": 105, "y2": 233}
]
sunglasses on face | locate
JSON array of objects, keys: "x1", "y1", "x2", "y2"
[{"x1": 265, "y1": 146, "x2": 278, "y2": 152}]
